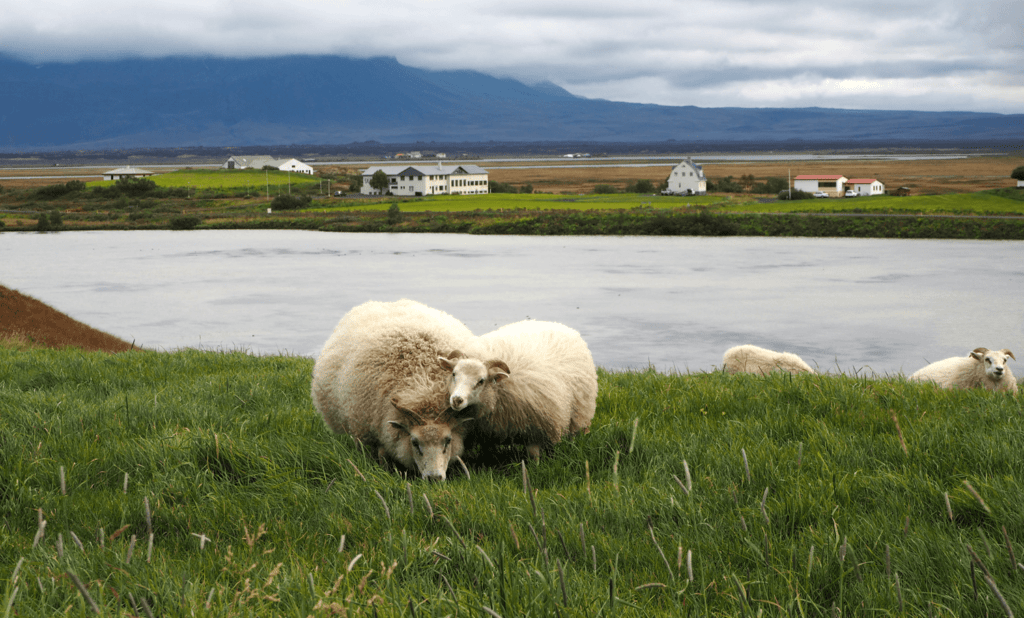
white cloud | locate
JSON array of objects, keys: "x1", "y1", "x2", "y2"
[{"x1": 1, "y1": 0, "x2": 1021, "y2": 113}]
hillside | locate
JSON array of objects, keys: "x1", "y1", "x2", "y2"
[
  {"x1": 2, "y1": 55, "x2": 1023, "y2": 151},
  {"x1": 0, "y1": 284, "x2": 137, "y2": 352}
]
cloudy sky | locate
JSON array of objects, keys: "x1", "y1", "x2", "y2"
[{"x1": 3, "y1": 0, "x2": 1022, "y2": 113}]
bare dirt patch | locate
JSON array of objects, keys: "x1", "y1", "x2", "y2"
[{"x1": 0, "y1": 284, "x2": 138, "y2": 352}]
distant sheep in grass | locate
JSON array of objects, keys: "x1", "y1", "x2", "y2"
[
  {"x1": 311, "y1": 299, "x2": 480, "y2": 480},
  {"x1": 909, "y1": 347, "x2": 1017, "y2": 394},
  {"x1": 440, "y1": 319, "x2": 598, "y2": 461},
  {"x1": 722, "y1": 344, "x2": 815, "y2": 376}
]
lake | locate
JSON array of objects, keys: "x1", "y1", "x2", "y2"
[{"x1": 2, "y1": 230, "x2": 1022, "y2": 376}]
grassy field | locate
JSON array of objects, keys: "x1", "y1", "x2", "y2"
[
  {"x1": 90, "y1": 169, "x2": 325, "y2": 193},
  {"x1": 725, "y1": 191, "x2": 1024, "y2": 216},
  {"x1": 2, "y1": 344, "x2": 1023, "y2": 616},
  {"x1": 315, "y1": 193, "x2": 729, "y2": 213},
  {"x1": 311, "y1": 190, "x2": 1024, "y2": 217}
]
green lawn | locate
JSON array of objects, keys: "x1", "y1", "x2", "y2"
[
  {"x1": 319, "y1": 193, "x2": 734, "y2": 213},
  {"x1": 726, "y1": 192, "x2": 1024, "y2": 216},
  {"x1": 92, "y1": 169, "x2": 322, "y2": 191},
  {"x1": 2, "y1": 344, "x2": 1023, "y2": 616},
  {"x1": 317, "y1": 191, "x2": 1024, "y2": 217}
]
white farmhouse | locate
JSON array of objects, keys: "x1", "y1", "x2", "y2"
[
  {"x1": 222, "y1": 156, "x2": 315, "y2": 175},
  {"x1": 103, "y1": 167, "x2": 155, "y2": 181},
  {"x1": 663, "y1": 158, "x2": 707, "y2": 195},
  {"x1": 847, "y1": 178, "x2": 885, "y2": 196},
  {"x1": 360, "y1": 163, "x2": 489, "y2": 196},
  {"x1": 794, "y1": 175, "x2": 848, "y2": 197}
]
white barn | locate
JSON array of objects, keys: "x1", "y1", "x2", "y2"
[
  {"x1": 222, "y1": 156, "x2": 315, "y2": 175},
  {"x1": 360, "y1": 163, "x2": 489, "y2": 196},
  {"x1": 794, "y1": 175, "x2": 848, "y2": 196},
  {"x1": 662, "y1": 159, "x2": 707, "y2": 195},
  {"x1": 847, "y1": 178, "x2": 885, "y2": 196}
]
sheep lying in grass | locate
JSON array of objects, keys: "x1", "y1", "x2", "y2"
[
  {"x1": 311, "y1": 299, "x2": 480, "y2": 480},
  {"x1": 440, "y1": 319, "x2": 598, "y2": 460},
  {"x1": 909, "y1": 347, "x2": 1017, "y2": 394},
  {"x1": 722, "y1": 344, "x2": 815, "y2": 376}
]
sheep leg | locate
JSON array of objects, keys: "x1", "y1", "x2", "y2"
[{"x1": 526, "y1": 444, "x2": 542, "y2": 462}]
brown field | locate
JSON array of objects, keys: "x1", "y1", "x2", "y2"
[
  {"x1": 486, "y1": 154, "x2": 1024, "y2": 195},
  {"x1": 0, "y1": 284, "x2": 137, "y2": 353}
]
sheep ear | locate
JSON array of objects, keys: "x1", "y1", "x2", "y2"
[
  {"x1": 970, "y1": 348, "x2": 988, "y2": 361},
  {"x1": 447, "y1": 350, "x2": 467, "y2": 360},
  {"x1": 1003, "y1": 349, "x2": 1016, "y2": 361},
  {"x1": 486, "y1": 359, "x2": 511, "y2": 381},
  {"x1": 390, "y1": 396, "x2": 417, "y2": 419},
  {"x1": 387, "y1": 420, "x2": 411, "y2": 435},
  {"x1": 438, "y1": 356, "x2": 457, "y2": 371},
  {"x1": 452, "y1": 417, "x2": 474, "y2": 431}
]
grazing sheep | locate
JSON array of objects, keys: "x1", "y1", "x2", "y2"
[
  {"x1": 909, "y1": 347, "x2": 1017, "y2": 394},
  {"x1": 722, "y1": 344, "x2": 815, "y2": 376},
  {"x1": 311, "y1": 299, "x2": 480, "y2": 480},
  {"x1": 440, "y1": 319, "x2": 598, "y2": 460}
]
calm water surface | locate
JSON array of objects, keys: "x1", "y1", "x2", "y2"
[{"x1": 2, "y1": 230, "x2": 1022, "y2": 375}]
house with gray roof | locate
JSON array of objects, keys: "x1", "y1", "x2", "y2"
[
  {"x1": 103, "y1": 166, "x2": 155, "y2": 181},
  {"x1": 361, "y1": 162, "x2": 489, "y2": 196},
  {"x1": 662, "y1": 159, "x2": 707, "y2": 196}
]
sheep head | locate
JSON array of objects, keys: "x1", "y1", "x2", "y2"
[
  {"x1": 388, "y1": 397, "x2": 472, "y2": 481},
  {"x1": 438, "y1": 356, "x2": 510, "y2": 411},
  {"x1": 969, "y1": 348, "x2": 1015, "y2": 381}
]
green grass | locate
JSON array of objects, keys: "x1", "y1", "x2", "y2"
[
  {"x1": 2, "y1": 345, "x2": 1023, "y2": 616},
  {"x1": 719, "y1": 191, "x2": 1024, "y2": 216},
  {"x1": 315, "y1": 193, "x2": 732, "y2": 213},
  {"x1": 91, "y1": 169, "x2": 322, "y2": 191},
  {"x1": 315, "y1": 190, "x2": 1024, "y2": 216}
]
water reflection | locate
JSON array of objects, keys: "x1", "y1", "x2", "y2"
[{"x1": 2, "y1": 230, "x2": 1021, "y2": 376}]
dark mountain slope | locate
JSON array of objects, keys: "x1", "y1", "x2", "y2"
[{"x1": 1, "y1": 55, "x2": 1020, "y2": 151}]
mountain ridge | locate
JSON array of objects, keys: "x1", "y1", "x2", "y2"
[{"x1": 1, "y1": 54, "x2": 1021, "y2": 152}]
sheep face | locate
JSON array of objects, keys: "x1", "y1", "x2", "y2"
[
  {"x1": 387, "y1": 421, "x2": 464, "y2": 481},
  {"x1": 439, "y1": 357, "x2": 510, "y2": 411},
  {"x1": 970, "y1": 348, "x2": 1016, "y2": 381},
  {"x1": 387, "y1": 410, "x2": 472, "y2": 481}
]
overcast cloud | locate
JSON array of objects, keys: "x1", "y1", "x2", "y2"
[{"x1": 2, "y1": 0, "x2": 1022, "y2": 113}]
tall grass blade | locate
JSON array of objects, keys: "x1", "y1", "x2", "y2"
[
  {"x1": 982, "y1": 574, "x2": 1015, "y2": 618},
  {"x1": 648, "y1": 525, "x2": 674, "y2": 581},
  {"x1": 557, "y1": 559, "x2": 568, "y2": 605},
  {"x1": 422, "y1": 494, "x2": 434, "y2": 521},
  {"x1": 31, "y1": 520, "x2": 45, "y2": 549},
  {"x1": 628, "y1": 418, "x2": 639, "y2": 455},
  {"x1": 613, "y1": 450, "x2": 620, "y2": 490},
  {"x1": 3, "y1": 587, "x2": 16, "y2": 618},
  {"x1": 964, "y1": 481, "x2": 993, "y2": 514},
  {"x1": 374, "y1": 490, "x2": 391, "y2": 523},
  {"x1": 1004, "y1": 526, "x2": 1017, "y2": 574},
  {"x1": 66, "y1": 570, "x2": 101, "y2": 615},
  {"x1": 761, "y1": 487, "x2": 770, "y2": 525},
  {"x1": 892, "y1": 414, "x2": 908, "y2": 455}
]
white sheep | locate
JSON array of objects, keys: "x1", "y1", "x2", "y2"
[
  {"x1": 440, "y1": 319, "x2": 598, "y2": 460},
  {"x1": 722, "y1": 344, "x2": 815, "y2": 376},
  {"x1": 909, "y1": 347, "x2": 1017, "y2": 394},
  {"x1": 311, "y1": 299, "x2": 481, "y2": 480}
]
